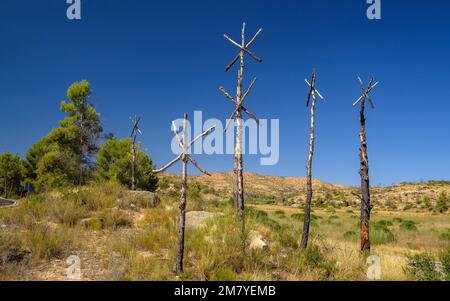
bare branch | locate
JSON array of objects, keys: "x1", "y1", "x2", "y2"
[
  {"x1": 242, "y1": 107, "x2": 260, "y2": 125},
  {"x1": 241, "y1": 77, "x2": 257, "y2": 103},
  {"x1": 224, "y1": 34, "x2": 243, "y2": 49},
  {"x1": 172, "y1": 121, "x2": 184, "y2": 150},
  {"x1": 187, "y1": 125, "x2": 217, "y2": 150},
  {"x1": 224, "y1": 108, "x2": 239, "y2": 133},
  {"x1": 246, "y1": 28, "x2": 263, "y2": 48},
  {"x1": 187, "y1": 155, "x2": 211, "y2": 176},
  {"x1": 223, "y1": 34, "x2": 263, "y2": 63},
  {"x1": 225, "y1": 53, "x2": 240, "y2": 72},
  {"x1": 366, "y1": 94, "x2": 376, "y2": 109},
  {"x1": 153, "y1": 154, "x2": 182, "y2": 174},
  {"x1": 219, "y1": 86, "x2": 235, "y2": 102}
]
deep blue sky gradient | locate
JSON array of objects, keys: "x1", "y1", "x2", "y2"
[{"x1": 0, "y1": 0, "x2": 449, "y2": 186}]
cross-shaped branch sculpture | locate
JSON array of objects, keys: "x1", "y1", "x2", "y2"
[
  {"x1": 353, "y1": 76, "x2": 379, "y2": 253},
  {"x1": 153, "y1": 114, "x2": 215, "y2": 274},
  {"x1": 353, "y1": 77, "x2": 379, "y2": 109},
  {"x1": 301, "y1": 70, "x2": 325, "y2": 249},
  {"x1": 130, "y1": 116, "x2": 142, "y2": 191},
  {"x1": 219, "y1": 23, "x2": 263, "y2": 245}
]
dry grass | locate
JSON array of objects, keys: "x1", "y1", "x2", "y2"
[{"x1": 1, "y1": 177, "x2": 449, "y2": 281}]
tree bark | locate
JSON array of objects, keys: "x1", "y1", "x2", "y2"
[
  {"x1": 174, "y1": 156, "x2": 187, "y2": 274},
  {"x1": 174, "y1": 114, "x2": 189, "y2": 274},
  {"x1": 131, "y1": 135, "x2": 137, "y2": 191},
  {"x1": 359, "y1": 100, "x2": 371, "y2": 252},
  {"x1": 301, "y1": 95, "x2": 316, "y2": 249},
  {"x1": 233, "y1": 25, "x2": 246, "y2": 242}
]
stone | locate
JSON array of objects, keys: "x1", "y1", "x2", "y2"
[{"x1": 249, "y1": 230, "x2": 269, "y2": 251}]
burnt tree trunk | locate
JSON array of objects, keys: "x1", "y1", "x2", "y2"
[
  {"x1": 131, "y1": 135, "x2": 137, "y2": 191},
  {"x1": 301, "y1": 95, "x2": 316, "y2": 249},
  {"x1": 359, "y1": 100, "x2": 371, "y2": 252}
]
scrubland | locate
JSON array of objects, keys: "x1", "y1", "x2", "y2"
[{"x1": 1, "y1": 174, "x2": 449, "y2": 281}]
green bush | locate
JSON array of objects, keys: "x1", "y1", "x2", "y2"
[
  {"x1": 301, "y1": 245, "x2": 336, "y2": 279},
  {"x1": 403, "y1": 204, "x2": 414, "y2": 211},
  {"x1": 393, "y1": 217, "x2": 403, "y2": 224},
  {"x1": 439, "y1": 229, "x2": 450, "y2": 241},
  {"x1": 377, "y1": 219, "x2": 393, "y2": 227},
  {"x1": 210, "y1": 267, "x2": 237, "y2": 281},
  {"x1": 404, "y1": 250, "x2": 449, "y2": 281},
  {"x1": 370, "y1": 224, "x2": 396, "y2": 245},
  {"x1": 274, "y1": 210, "x2": 286, "y2": 219},
  {"x1": 290, "y1": 213, "x2": 321, "y2": 222},
  {"x1": 437, "y1": 192, "x2": 448, "y2": 213},
  {"x1": 245, "y1": 207, "x2": 281, "y2": 230},
  {"x1": 400, "y1": 220, "x2": 418, "y2": 231}
]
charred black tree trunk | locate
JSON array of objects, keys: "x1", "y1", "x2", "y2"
[
  {"x1": 131, "y1": 135, "x2": 137, "y2": 191},
  {"x1": 359, "y1": 100, "x2": 371, "y2": 252}
]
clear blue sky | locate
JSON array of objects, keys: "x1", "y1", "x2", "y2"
[{"x1": 1, "y1": 0, "x2": 449, "y2": 186}]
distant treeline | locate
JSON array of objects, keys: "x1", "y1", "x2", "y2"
[
  {"x1": 0, "y1": 80, "x2": 158, "y2": 198},
  {"x1": 398, "y1": 180, "x2": 450, "y2": 186}
]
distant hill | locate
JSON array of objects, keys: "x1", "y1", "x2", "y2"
[{"x1": 160, "y1": 172, "x2": 450, "y2": 212}]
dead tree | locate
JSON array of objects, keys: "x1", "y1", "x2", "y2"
[
  {"x1": 301, "y1": 70, "x2": 325, "y2": 249},
  {"x1": 353, "y1": 77, "x2": 379, "y2": 252},
  {"x1": 153, "y1": 114, "x2": 215, "y2": 274},
  {"x1": 130, "y1": 116, "x2": 142, "y2": 191},
  {"x1": 219, "y1": 22, "x2": 263, "y2": 230}
]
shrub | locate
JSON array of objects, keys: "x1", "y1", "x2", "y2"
[
  {"x1": 210, "y1": 267, "x2": 238, "y2": 281},
  {"x1": 274, "y1": 210, "x2": 286, "y2": 219},
  {"x1": 440, "y1": 247, "x2": 450, "y2": 281},
  {"x1": 393, "y1": 217, "x2": 403, "y2": 224},
  {"x1": 301, "y1": 244, "x2": 336, "y2": 279},
  {"x1": 400, "y1": 220, "x2": 418, "y2": 231},
  {"x1": 423, "y1": 196, "x2": 432, "y2": 210},
  {"x1": 290, "y1": 213, "x2": 321, "y2": 222},
  {"x1": 26, "y1": 224, "x2": 75, "y2": 260},
  {"x1": 405, "y1": 252, "x2": 446, "y2": 281},
  {"x1": 403, "y1": 204, "x2": 414, "y2": 211},
  {"x1": 98, "y1": 209, "x2": 132, "y2": 230},
  {"x1": 377, "y1": 219, "x2": 393, "y2": 227},
  {"x1": 49, "y1": 196, "x2": 86, "y2": 226},
  {"x1": 437, "y1": 192, "x2": 448, "y2": 213},
  {"x1": 370, "y1": 224, "x2": 396, "y2": 245},
  {"x1": 439, "y1": 229, "x2": 450, "y2": 241}
]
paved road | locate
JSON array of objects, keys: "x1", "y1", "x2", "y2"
[{"x1": 0, "y1": 197, "x2": 16, "y2": 207}]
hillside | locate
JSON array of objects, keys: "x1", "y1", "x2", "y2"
[{"x1": 160, "y1": 172, "x2": 450, "y2": 212}]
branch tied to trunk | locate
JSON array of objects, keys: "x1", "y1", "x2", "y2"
[
  {"x1": 220, "y1": 22, "x2": 264, "y2": 252},
  {"x1": 153, "y1": 113, "x2": 216, "y2": 274},
  {"x1": 354, "y1": 76, "x2": 380, "y2": 253}
]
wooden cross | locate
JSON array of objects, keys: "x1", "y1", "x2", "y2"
[
  {"x1": 353, "y1": 77, "x2": 379, "y2": 109},
  {"x1": 223, "y1": 23, "x2": 263, "y2": 72},
  {"x1": 353, "y1": 76, "x2": 380, "y2": 252},
  {"x1": 305, "y1": 70, "x2": 325, "y2": 107},
  {"x1": 220, "y1": 23, "x2": 263, "y2": 132},
  {"x1": 153, "y1": 113, "x2": 215, "y2": 274},
  {"x1": 219, "y1": 23, "x2": 263, "y2": 231},
  {"x1": 300, "y1": 70, "x2": 325, "y2": 249},
  {"x1": 130, "y1": 116, "x2": 142, "y2": 191}
]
